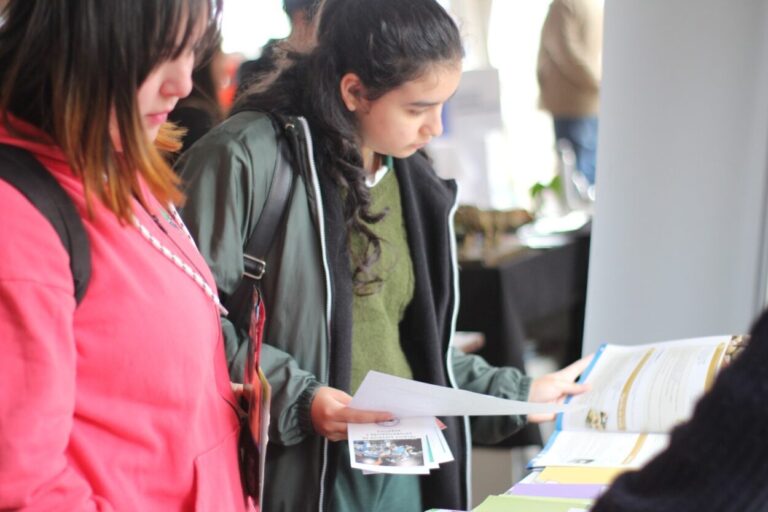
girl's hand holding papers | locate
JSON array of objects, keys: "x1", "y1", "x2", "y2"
[
  {"x1": 310, "y1": 386, "x2": 394, "y2": 441},
  {"x1": 527, "y1": 355, "x2": 593, "y2": 423}
]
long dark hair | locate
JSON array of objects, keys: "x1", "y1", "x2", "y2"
[
  {"x1": 0, "y1": 0, "x2": 222, "y2": 221},
  {"x1": 234, "y1": 0, "x2": 462, "y2": 292}
]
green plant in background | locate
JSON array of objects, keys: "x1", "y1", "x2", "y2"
[{"x1": 529, "y1": 174, "x2": 562, "y2": 201}]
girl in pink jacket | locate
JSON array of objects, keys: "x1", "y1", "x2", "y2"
[{"x1": 0, "y1": 1, "x2": 254, "y2": 510}]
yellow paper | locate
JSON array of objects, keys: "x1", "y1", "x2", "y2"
[{"x1": 536, "y1": 466, "x2": 627, "y2": 485}]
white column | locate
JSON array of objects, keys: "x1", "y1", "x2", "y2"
[
  {"x1": 583, "y1": 0, "x2": 768, "y2": 351},
  {"x1": 449, "y1": 0, "x2": 493, "y2": 69}
]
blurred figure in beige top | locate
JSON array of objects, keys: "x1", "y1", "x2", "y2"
[{"x1": 537, "y1": 0, "x2": 603, "y2": 185}]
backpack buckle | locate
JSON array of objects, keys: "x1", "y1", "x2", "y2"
[{"x1": 243, "y1": 254, "x2": 266, "y2": 280}]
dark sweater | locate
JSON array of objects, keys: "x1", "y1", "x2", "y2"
[{"x1": 592, "y1": 309, "x2": 768, "y2": 512}]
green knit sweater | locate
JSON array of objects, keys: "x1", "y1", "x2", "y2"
[{"x1": 349, "y1": 167, "x2": 415, "y2": 394}]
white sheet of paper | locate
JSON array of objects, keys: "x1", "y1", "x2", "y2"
[{"x1": 350, "y1": 371, "x2": 575, "y2": 417}]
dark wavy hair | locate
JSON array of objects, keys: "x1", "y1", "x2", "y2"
[
  {"x1": 0, "y1": 0, "x2": 222, "y2": 221},
  {"x1": 234, "y1": 0, "x2": 462, "y2": 292},
  {"x1": 283, "y1": 0, "x2": 321, "y2": 18}
]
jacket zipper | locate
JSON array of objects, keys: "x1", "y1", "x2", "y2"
[
  {"x1": 296, "y1": 123, "x2": 469, "y2": 509},
  {"x1": 296, "y1": 117, "x2": 334, "y2": 512},
  {"x1": 444, "y1": 182, "x2": 473, "y2": 508}
]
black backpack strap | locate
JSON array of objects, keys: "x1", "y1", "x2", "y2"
[
  {"x1": 241, "y1": 115, "x2": 299, "y2": 281},
  {"x1": 223, "y1": 114, "x2": 302, "y2": 329},
  {"x1": 0, "y1": 144, "x2": 91, "y2": 304}
]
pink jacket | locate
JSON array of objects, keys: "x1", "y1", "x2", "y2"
[{"x1": 0, "y1": 124, "x2": 252, "y2": 511}]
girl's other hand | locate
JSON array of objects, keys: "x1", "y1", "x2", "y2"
[{"x1": 527, "y1": 355, "x2": 593, "y2": 423}]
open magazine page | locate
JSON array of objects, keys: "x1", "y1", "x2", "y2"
[
  {"x1": 559, "y1": 336, "x2": 731, "y2": 434},
  {"x1": 530, "y1": 431, "x2": 670, "y2": 469},
  {"x1": 528, "y1": 335, "x2": 737, "y2": 470}
]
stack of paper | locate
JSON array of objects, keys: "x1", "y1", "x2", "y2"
[
  {"x1": 473, "y1": 470, "x2": 607, "y2": 511},
  {"x1": 348, "y1": 416, "x2": 453, "y2": 475},
  {"x1": 347, "y1": 371, "x2": 572, "y2": 476},
  {"x1": 483, "y1": 335, "x2": 745, "y2": 511}
]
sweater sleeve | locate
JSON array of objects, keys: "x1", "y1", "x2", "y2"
[
  {"x1": 177, "y1": 116, "x2": 323, "y2": 446},
  {"x1": 592, "y1": 310, "x2": 768, "y2": 512},
  {"x1": 450, "y1": 347, "x2": 532, "y2": 444},
  {"x1": 0, "y1": 182, "x2": 114, "y2": 511},
  {"x1": 540, "y1": 0, "x2": 602, "y2": 91}
]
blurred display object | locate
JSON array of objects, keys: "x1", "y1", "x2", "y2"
[{"x1": 454, "y1": 205, "x2": 532, "y2": 263}]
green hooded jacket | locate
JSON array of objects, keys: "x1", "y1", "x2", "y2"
[{"x1": 178, "y1": 111, "x2": 533, "y2": 511}]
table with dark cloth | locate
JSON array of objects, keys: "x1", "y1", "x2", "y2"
[{"x1": 456, "y1": 227, "x2": 591, "y2": 448}]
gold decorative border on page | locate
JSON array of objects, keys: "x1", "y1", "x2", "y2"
[
  {"x1": 617, "y1": 349, "x2": 655, "y2": 431},
  {"x1": 704, "y1": 342, "x2": 727, "y2": 391},
  {"x1": 621, "y1": 433, "x2": 648, "y2": 465}
]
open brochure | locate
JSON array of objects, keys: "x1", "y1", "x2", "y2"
[{"x1": 529, "y1": 334, "x2": 748, "y2": 470}]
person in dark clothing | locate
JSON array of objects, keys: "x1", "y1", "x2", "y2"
[
  {"x1": 593, "y1": 308, "x2": 768, "y2": 512},
  {"x1": 235, "y1": 0, "x2": 321, "y2": 96}
]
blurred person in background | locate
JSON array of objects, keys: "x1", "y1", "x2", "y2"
[
  {"x1": 537, "y1": 0, "x2": 603, "y2": 186},
  {"x1": 236, "y1": 0, "x2": 322, "y2": 96}
]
